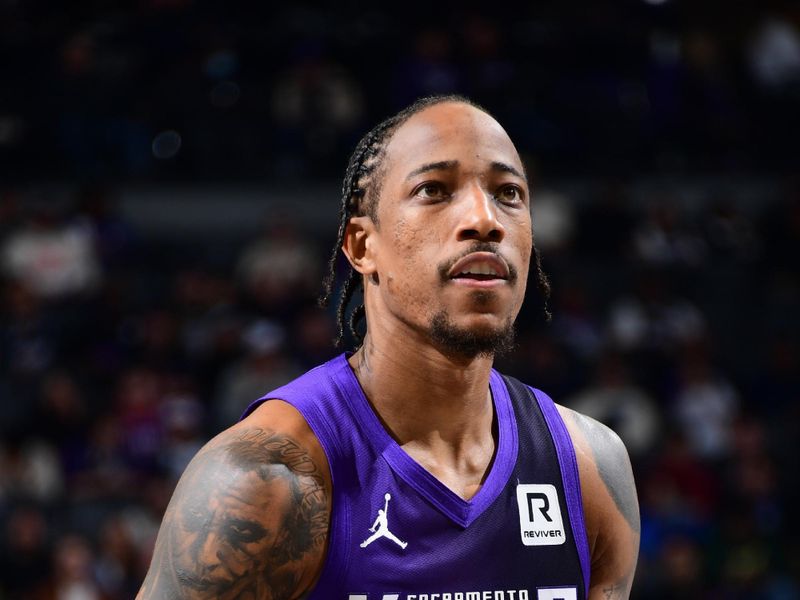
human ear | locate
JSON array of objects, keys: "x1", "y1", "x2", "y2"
[{"x1": 342, "y1": 215, "x2": 377, "y2": 276}]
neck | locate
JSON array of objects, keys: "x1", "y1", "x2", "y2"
[{"x1": 348, "y1": 325, "x2": 495, "y2": 449}]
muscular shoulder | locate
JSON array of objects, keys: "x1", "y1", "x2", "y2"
[
  {"x1": 557, "y1": 405, "x2": 639, "y2": 537},
  {"x1": 138, "y1": 400, "x2": 331, "y2": 600},
  {"x1": 557, "y1": 405, "x2": 640, "y2": 599}
]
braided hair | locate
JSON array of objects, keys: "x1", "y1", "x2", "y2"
[{"x1": 319, "y1": 94, "x2": 552, "y2": 349}]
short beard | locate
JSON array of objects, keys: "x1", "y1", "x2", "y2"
[{"x1": 429, "y1": 309, "x2": 516, "y2": 359}]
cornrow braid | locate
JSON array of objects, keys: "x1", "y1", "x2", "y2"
[
  {"x1": 319, "y1": 94, "x2": 552, "y2": 348},
  {"x1": 533, "y1": 245, "x2": 552, "y2": 322}
]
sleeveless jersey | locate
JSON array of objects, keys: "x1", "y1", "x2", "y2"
[{"x1": 242, "y1": 354, "x2": 591, "y2": 600}]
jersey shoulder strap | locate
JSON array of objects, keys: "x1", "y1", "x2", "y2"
[{"x1": 500, "y1": 373, "x2": 592, "y2": 598}]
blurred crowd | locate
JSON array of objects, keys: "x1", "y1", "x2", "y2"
[
  {"x1": 1, "y1": 1, "x2": 800, "y2": 181},
  {"x1": 0, "y1": 179, "x2": 798, "y2": 599},
  {"x1": 1, "y1": 1, "x2": 799, "y2": 599}
]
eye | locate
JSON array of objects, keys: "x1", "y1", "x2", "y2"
[
  {"x1": 414, "y1": 182, "x2": 450, "y2": 202},
  {"x1": 495, "y1": 184, "x2": 524, "y2": 206},
  {"x1": 224, "y1": 518, "x2": 266, "y2": 544},
  {"x1": 183, "y1": 504, "x2": 208, "y2": 531}
]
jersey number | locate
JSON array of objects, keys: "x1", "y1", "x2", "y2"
[{"x1": 537, "y1": 587, "x2": 578, "y2": 600}]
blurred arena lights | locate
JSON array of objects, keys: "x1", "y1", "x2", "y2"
[{"x1": 151, "y1": 130, "x2": 182, "y2": 160}]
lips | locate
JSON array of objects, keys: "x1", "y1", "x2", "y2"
[{"x1": 447, "y1": 252, "x2": 510, "y2": 280}]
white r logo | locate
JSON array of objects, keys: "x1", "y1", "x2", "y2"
[{"x1": 516, "y1": 484, "x2": 566, "y2": 547}]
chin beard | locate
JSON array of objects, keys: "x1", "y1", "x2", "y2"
[{"x1": 429, "y1": 309, "x2": 516, "y2": 359}]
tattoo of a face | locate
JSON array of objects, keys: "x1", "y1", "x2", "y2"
[
  {"x1": 574, "y1": 413, "x2": 640, "y2": 535},
  {"x1": 140, "y1": 427, "x2": 329, "y2": 599}
]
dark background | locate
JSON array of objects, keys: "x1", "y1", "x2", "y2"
[{"x1": 1, "y1": 1, "x2": 799, "y2": 598}]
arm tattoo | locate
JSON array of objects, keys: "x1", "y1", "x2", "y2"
[
  {"x1": 355, "y1": 334, "x2": 375, "y2": 377},
  {"x1": 602, "y1": 580, "x2": 627, "y2": 600},
  {"x1": 139, "y1": 427, "x2": 329, "y2": 599},
  {"x1": 574, "y1": 413, "x2": 640, "y2": 535}
]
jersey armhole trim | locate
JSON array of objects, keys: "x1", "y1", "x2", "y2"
[{"x1": 530, "y1": 386, "x2": 591, "y2": 599}]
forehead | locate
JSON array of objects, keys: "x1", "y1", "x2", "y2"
[{"x1": 383, "y1": 102, "x2": 523, "y2": 175}]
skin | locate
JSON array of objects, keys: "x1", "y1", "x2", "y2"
[
  {"x1": 137, "y1": 409, "x2": 330, "y2": 599},
  {"x1": 137, "y1": 102, "x2": 639, "y2": 599}
]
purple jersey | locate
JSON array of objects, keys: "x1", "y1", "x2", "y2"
[{"x1": 243, "y1": 354, "x2": 590, "y2": 600}]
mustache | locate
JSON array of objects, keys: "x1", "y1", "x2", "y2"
[{"x1": 437, "y1": 242, "x2": 518, "y2": 283}]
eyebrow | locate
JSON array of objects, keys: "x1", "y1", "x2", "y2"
[
  {"x1": 405, "y1": 160, "x2": 458, "y2": 180},
  {"x1": 404, "y1": 159, "x2": 527, "y2": 182},
  {"x1": 491, "y1": 161, "x2": 527, "y2": 182}
]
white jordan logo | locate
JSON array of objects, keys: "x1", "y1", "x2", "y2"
[{"x1": 360, "y1": 493, "x2": 407, "y2": 550}]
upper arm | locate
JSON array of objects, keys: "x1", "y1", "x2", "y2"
[
  {"x1": 559, "y1": 406, "x2": 640, "y2": 600},
  {"x1": 137, "y1": 403, "x2": 331, "y2": 600}
]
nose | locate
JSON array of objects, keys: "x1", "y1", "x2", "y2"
[
  {"x1": 188, "y1": 517, "x2": 222, "y2": 567},
  {"x1": 456, "y1": 183, "x2": 505, "y2": 243}
]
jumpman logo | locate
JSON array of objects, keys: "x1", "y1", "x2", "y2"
[{"x1": 360, "y1": 493, "x2": 408, "y2": 550}]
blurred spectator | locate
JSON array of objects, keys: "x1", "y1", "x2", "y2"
[
  {"x1": 1, "y1": 206, "x2": 101, "y2": 299},
  {"x1": 701, "y1": 197, "x2": 760, "y2": 264},
  {"x1": 73, "y1": 187, "x2": 138, "y2": 269},
  {"x1": 125, "y1": 308, "x2": 184, "y2": 372},
  {"x1": 746, "y1": 16, "x2": 800, "y2": 167},
  {"x1": 529, "y1": 189, "x2": 575, "y2": 255},
  {"x1": 175, "y1": 267, "x2": 242, "y2": 384},
  {"x1": 158, "y1": 392, "x2": 205, "y2": 480},
  {"x1": 114, "y1": 368, "x2": 163, "y2": 474},
  {"x1": 551, "y1": 281, "x2": 604, "y2": 360},
  {"x1": 70, "y1": 415, "x2": 134, "y2": 500},
  {"x1": 747, "y1": 15, "x2": 800, "y2": 91},
  {"x1": 270, "y1": 45, "x2": 363, "y2": 176},
  {"x1": 35, "y1": 371, "x2": 92, "y2": 478},
  {"x1": 673, "y1": 350, "x2": 740, "y2": 460},
  {"x1": 1, "y1": 279, "x2": 56, "y2": 374},
  {"x1": 94, "y1": 515, "x2": 143, "y2": 600},
  {"x1": 290, "y1": 306, "x2": 337, "y2": 367},
  {"x1": 725, "y1": 417, "x2": 783, "y2": 537},
  {"x1": 650, "y1": 535, "x2": 707, "y2": 599},
  {"x1": 35, "y1": 534, "x2": 105, "y2": 600},
  {"x1": 0, "y1": 280, "x2": 60, "y2": 428},
  {"x1": 236, "y1": 217, "x2": 320, "y2": 315},
  {"x1": 214, "y1": 319, "x2": 302, "y2": 431},
  {"x1": 0, "y1": 505, "x2": 52, "y2": 599},
  {"x1": 0, "y1": 434, "x2": 63, "y2": 503},
  {"x1": 566, "y1": 352, "x2": 660, "y2": 458},
  {"x1": 503, "y1": 332, "x2": 582, "y2": 401},
  {"x1": 607, "y1": 274, "x2": 707, "y2": 353},
  {"x1": 632, "y1": 200, "x2": 707, "y2": 268},
  {"x1": 642, "y1": 430, "x2": 721, "y2": 529}
]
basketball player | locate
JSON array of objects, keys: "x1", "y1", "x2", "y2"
[{"x1": 137, "y1": 96, "x2": 639, "y2": 599}]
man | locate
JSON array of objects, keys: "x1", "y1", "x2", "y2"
[{"x1": 137, "y1": 96, "x2": 639, "y2": 599}]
